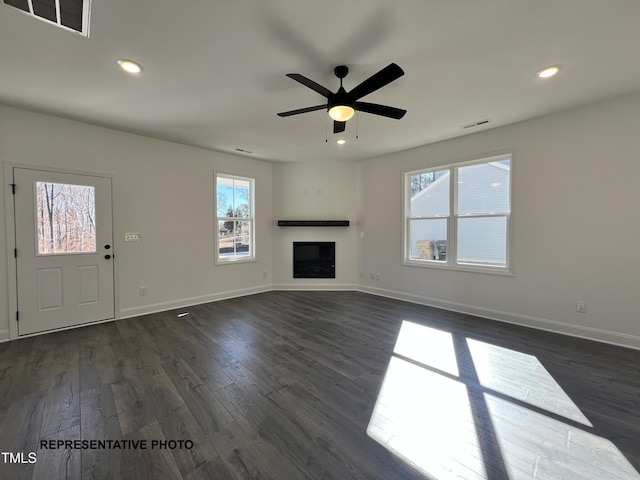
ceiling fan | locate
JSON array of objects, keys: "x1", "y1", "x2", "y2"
[{"x1": 277, "y1": 63, "x2": 407, "y2": 134}]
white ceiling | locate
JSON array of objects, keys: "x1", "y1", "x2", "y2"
[{"x1": 2, "y1": 0, "x2": 640, "y2": 163}]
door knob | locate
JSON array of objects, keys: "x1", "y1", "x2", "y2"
[
  {"x1": 105, "y1": 244, "x2": 111, "y2": 249},
  {"x1": 104, "y1": 254, "x2": 112, "y2": 260}
]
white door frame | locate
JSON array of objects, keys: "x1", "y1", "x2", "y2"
[{"x1": 4, "y1": 161, "x2": 120, "y2": 340}]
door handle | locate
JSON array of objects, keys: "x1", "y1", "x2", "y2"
[
  {"x1": 104, "y1": 254, "x2": 112, "y2": 260},
  {"x1": 105, "y1": 244, "x2": 111, "y2": 249}
]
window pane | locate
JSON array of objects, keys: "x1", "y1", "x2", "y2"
[
  {"x1": 217, "y1": 220, "x2": 252, "y2": 259},
  {"x1": 32, "y1": 0, "x2": 57, "y2": 23},
  {"x1": 216, "y1": 182, "x2": 231, "y2": 217},
  {"x1": 217, "y1": 177, "x2": 250, "y2": 218},
  {"x1": 36, "y1": 182, "x2": 96, "y2": 255},
  {"x1": 217, "y1": 177, "x2": 236, "y2": 217},
  {"x1": 4, "y1": 0, "x2": 30, "y2": 13},
  {"x1": 457, "y1": 160, "x2": 510, "y2": 215},
  {"x1": 409, "y1": 218, "x2": 447, "y2": 261},
  {"x1": 410, "y1": 169, "x2": 449, "y2": 217},
  {"x1": 233, "y1": 179, "x2": 250, "y2": 218},
  {"x1": 233, "y1": 221, "x2": 252, "y2": 256},
  {"x1": 457, "y1": 216, "x2": 507, "y2": 266},
  {"x1": 59, "y1": 0, "x2": 84, "y2": 32}
]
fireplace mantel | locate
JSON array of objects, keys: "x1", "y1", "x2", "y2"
[{"x1": 277, "y1": 220, "x2": 349, "y2": 227}]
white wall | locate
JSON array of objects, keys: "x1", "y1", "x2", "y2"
[
  {"x1": 0, "y1": 105, "x2": 273, "y2": 340},
  {"x1": 3, "y1": 92, "x2": 640, "y2": 349},
  {"x1": 271, "y1": 161, "x2": 359, "y2": 289},
  {"x1": 357, "y1": 92, "x2": 640, "y2": 349}
]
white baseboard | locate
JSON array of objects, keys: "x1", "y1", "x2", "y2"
[
  {"x1": 5, "y1": 282, "x2": 638, "y2": 351},
  {"x1": 272, "y1": 283, "x2": 358, "y2": 291},
  {"x1": 119, "y1": 285, "x2": 272, "y2": 319},
  {"x1": 357, "y1": 285, "x2": 640, "y2": 351}
]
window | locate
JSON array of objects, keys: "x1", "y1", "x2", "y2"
[
  {"x1": 404, "y1": 154, "x2": 511, "y2": 272},
  {"x1": 215, "y1": 173, "x2": 255, "y2": 263},
  {"x1": 36, "y1": 182, "x2": 96, "y2": 255}
]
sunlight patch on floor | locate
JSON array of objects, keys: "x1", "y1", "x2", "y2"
[
  {"x1": 367, "y1": 321, "x2": 640, "y2": 480},
  {"x1": 367, "y1": 355, "x2": 486, "y2": 479},
  {"x1": 485, "y1": 393, "x2": 640, "y2": 479},
  {"x1": 393, "y1": 321, "x2": 459, "y2": 376},
  {"x1": 466, "y1": 338, "x2": 592, "y2": 426}
]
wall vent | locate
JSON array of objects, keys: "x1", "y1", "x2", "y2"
[
  {"x1": 4, "y1": 0, "x2": 91, "y2": 36},
  {"x1": 462, "y1": 119, "x2": 490, "y2": 129}
]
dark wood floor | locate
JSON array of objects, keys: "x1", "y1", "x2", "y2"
[{"x1": 0, "y1": 291, "x2": 639, "y2": 479}]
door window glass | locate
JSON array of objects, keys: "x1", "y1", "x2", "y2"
[{"x1": 36, "y1": 182, "x2": 96, "y2": 254}]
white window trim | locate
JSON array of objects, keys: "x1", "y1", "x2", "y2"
[
  {"x1": 403, "y1": 153, "x2": 513, "y2": 275},
  {"x1": 8, "y1": 0, "x2": 92, "y2": 36},
  {"x1": 214, "y1": 172, "x2": 256, "y2": 265}
]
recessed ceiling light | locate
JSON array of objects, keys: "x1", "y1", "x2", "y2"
[
  {"x1": 117, "y1": 59, "x2": 143, "y2": 74},
  {"x1": 536, "y1": 65, "x2": 560, "y2": 79},
  {"x1": 336, "y1": 139, "x2": 346, "y2": 145}
]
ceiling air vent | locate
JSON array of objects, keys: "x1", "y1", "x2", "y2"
[
  {"x1": 462, "y1": 119, "x2": 490, "y2": 129},
  {"x1": 4, "y1": 0, "x2": 91, "y2": 36}
]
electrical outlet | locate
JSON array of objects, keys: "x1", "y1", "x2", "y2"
[
  {"x1": 140, "y1": 286, "x2": 147, "y2": 296},
  {"x1": 576, "y1": 301, "x2": 587, "y2": 313},
  {"x1": 370, "y1": 273, "x2": 375, "y2": 280}
]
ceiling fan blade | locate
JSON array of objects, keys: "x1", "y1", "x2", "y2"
[
  {"x1": 333, "y1": 121, "x2": 346, "y2": 134},
  {"x1": 277, "y1": 105, "x2": 327, "y2": 117},
  {"x1": 355, "y1": 102, "x2": 407, "y2": 119},
  {"x1": 348, "y1": 63, "x2": 405, "y2": 101},
  {"x1": 286, "y1": 73, "x2": 333, "y2": 98}
]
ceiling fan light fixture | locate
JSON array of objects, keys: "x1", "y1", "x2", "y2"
[{"x1": 328, "y1": 105, "x2": 355, "y2": 122}]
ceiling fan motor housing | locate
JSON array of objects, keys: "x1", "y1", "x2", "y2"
[
  {"x1": 330, "y1": 86, "x2": 351, "y2": 109},
  {"x1": 330, "y1": 66, "x2": 351, "y2": 109}
]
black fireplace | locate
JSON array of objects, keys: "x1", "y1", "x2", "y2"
[{"x1": 293, "y1": 242, "x2": 335, "y2": 278}]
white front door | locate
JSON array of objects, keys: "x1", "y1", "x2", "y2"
[{"x1": 13, "y1": 167, "x2": 115, "y2": 335}]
